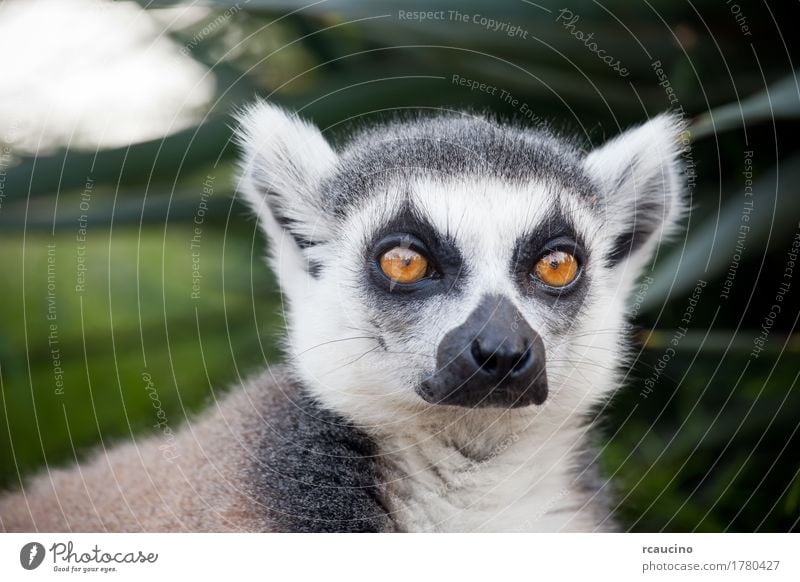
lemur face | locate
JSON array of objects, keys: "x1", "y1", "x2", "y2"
[{"x1": 236, "y1": 105, "x2": 685, "y2": 428}]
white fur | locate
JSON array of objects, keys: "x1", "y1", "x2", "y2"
[
  {"x1": 235, "y1": 105, "x2": 685, "y2": 531},
  {"x1": 585, "y1": 113, "x2": 688, "y2": 284},
  {"x1": 234, "y1": 101, "x2": 338, "y2": 298}
]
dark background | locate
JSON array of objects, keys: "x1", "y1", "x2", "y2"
[{"x1": 0, "y1": 0, "x2": 798, "y2": 532}]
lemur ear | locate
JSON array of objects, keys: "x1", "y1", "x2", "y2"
[
  {"x1": 235, "y1": 101, "x2": 338, "y2": 251},
  {"x1": 584, "y1": 113, "x2": 687, "y2": 268},
  {"x1": 235, "y1": 102, "x2": 338, "y2": 292}
]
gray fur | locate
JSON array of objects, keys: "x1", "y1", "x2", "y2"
[
  {"x1": 324, "y1": 113, "x2": 598, "y2": 217},
  {"x1": 247, "y1": 374, "x2": 392, "y2": 532},
  {"x1": 1, "y1": 105, "x2": 686, "y2": 532}
]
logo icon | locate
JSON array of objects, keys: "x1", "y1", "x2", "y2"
[{"x1": 20, "y1": 542, "x2": 46, "y2": 570}]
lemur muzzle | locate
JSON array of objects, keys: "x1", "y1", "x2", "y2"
[{"x1": 419, "y1": 295, "x2": 548, "y2": 408}]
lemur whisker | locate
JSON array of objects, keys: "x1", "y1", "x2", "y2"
[
  {"x1": 5, "y1": 105, "x2": 686, "y2": 533},
  {"x1": 383, "y1": 351, "x2": 436, "y2": 360},
  {"x1": 293, "y1": 336, "x2": 379, "y2": 357},
  {"x1": 547, "y1": 359, "x2": 622, "y2": 373},
  {"x1": 323, "y1": 345, "x2": 384, "y2": 375}
]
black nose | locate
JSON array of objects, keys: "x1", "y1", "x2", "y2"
[
  {"x1": 470, "y1": 338, "x2": 534, "y2": 380},
  {"x1": 418, "y1": 294, "x2": 548, "y2": 408}
]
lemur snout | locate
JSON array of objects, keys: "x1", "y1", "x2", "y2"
[
  {"x1": 469, "y1": 335, "x2": 534, "y2": 380},
  {"x1": 418, "y1": 295, "x2": 548, "y2": 408}
]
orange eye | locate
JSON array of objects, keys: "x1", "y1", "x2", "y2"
[
  {"x1": 379, "y1": 246, "x2": 430, "y2": 284},
  {"x1": 534, "y1": 250, "x2": 579, "y2": 288}
]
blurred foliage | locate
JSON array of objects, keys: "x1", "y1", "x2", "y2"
[{"x1": 1, "y1": 0, "x2": 798, "y2": 532}]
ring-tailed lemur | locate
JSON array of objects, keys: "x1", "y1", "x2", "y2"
[{"x1": 0, "y1": 104, "x2": 685, "y2": 532}]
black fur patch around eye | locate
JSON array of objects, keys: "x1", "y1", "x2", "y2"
[
  {"x1": 364, "y1": 203, "x2": 467, "y2": 302},
  {"x1": 510, "y1": 211, "x2": 590, "y2": 320}
]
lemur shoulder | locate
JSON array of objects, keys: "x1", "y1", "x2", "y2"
[{"x1": 0, "y1": 105, "x2": 686, "y2": 532}]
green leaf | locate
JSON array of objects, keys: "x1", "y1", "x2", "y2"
[
  {"x1": 2, "y1": 118, "x2": 232, "y2": 201},
  {"x1": 691, "y1": 71, "x2": 800, "y2": 139},
  {"x1": 642, "y1": 153, "x2": 800, "y2": 312}
]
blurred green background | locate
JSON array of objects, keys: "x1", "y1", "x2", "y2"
[{"x1": 0, "y1": 0, "x2": 798, "y2": 532}]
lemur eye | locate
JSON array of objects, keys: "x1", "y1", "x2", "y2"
[
  {"x1": 379, "y1": 246, "x2": 430, "y2": 284},
  {"x1": 534, "y1": 250, "x2": 579, "y2": 288}
]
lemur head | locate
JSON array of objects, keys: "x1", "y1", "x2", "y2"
[{"x1": 236, "y1": 104, "x2": 685, "y2": 430}]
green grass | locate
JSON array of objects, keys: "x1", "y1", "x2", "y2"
[
  {"x1": 2, "y1": 0, "x2": 798, "y2": 533},
  {"x1": 0, "y1": 224, "x2": 283, "y2": 485}
]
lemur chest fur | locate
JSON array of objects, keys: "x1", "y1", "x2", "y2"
[
  {"x1": 231, "y1": 104, "x2": 685, "y2": 533},
  {"x1": 377, "y1": 421, "x2": 603, "y2": 532},
  {"x1": 249, "y1": 376, "x2": 609, "y2": 532},
  {"x1": 1, "y1": 106, "x2": 685, "y2": 534}
]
